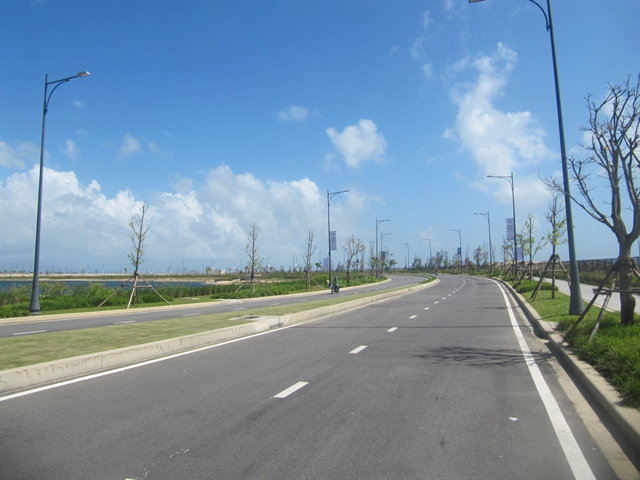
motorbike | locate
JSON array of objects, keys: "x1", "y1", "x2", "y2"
[{"x1": 330, "y1": 276, "x2": 340, "y2": 294}]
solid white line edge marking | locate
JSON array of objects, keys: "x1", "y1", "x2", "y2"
[
  {"x1": 273, "y1": 381, "x2": 308, "y2": 399},
  {"x1": 1, "y1": 321, "x2": 300, "y2": 402},
  {"x1": 13, "y1": 330, "x2": 47, "y2": 336},
  {"x1": 492, "y1": 279, "x2": 595, "y2": 480}
]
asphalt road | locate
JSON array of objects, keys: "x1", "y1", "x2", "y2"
[
  {"x1": 0, "y1": 274, "x2": 423, "y2": 338},
  {"x1": 0, "y1": 275, "x2": 635, "y2": 479}
]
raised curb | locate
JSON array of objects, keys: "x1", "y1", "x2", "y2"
[
  {"x1": 500, "y1": 280, "x2": 640, "y2": 452},
  {"x1": 0, "y1": 280, "x2": 433, "y2": 395}
]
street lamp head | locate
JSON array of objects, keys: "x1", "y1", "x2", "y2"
[
  {"x1": 468, "y1": 0, "x2": 485, "y2": 3},
  {"x1": 76, "y1": 71, "x2": 91, "y2": 77}
]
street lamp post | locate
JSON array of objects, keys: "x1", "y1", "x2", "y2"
[
  {"x1": 327, "y1": 189, "x2": 348, "y2": 287},
  {"x1": 469, "y1": 0, "x2": 582, "y2": 313},
  {"x1": 29, "y1": 71, "x2": 90, "y2": 314},
  {"x1": 474, "y1": 211, "x2": 493, "y2": 273},
  {"x1": 380, "y1": 233, "x2": 392, "y2": 274},
  {"x1": 450, "y1": 229, "x2": 462, "y2": 273},
  {"x1": 422, "y1": 238, "x2": 432, "y2": 270},
  {"x1": 376, "y1": 219, "x2": 390, "y2": 277},
  {"x1": 488, "y1": 173, "x2": 518, "y2": 279},
  {"x1": 403, "y1": 243, "x2": 410, "y2": 271}
]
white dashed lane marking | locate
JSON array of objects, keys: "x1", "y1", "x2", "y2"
[
  {"x1": 274, "y1": 382, "x2": 308, "y2": 399},
  {"x1": 349, "y1": 346, "x2": 368, "y2": 354},
  {"x1": 387, "y1": 327, "x2": 398, "y2": 332}
]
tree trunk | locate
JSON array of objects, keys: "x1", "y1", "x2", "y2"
[{"x1": 617, "y1": 246, "x2": 635, "y2": 326}]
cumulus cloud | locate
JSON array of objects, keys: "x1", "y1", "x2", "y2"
[
  {"x1": 326, "y1": 119, "x2": 387, "y2": 169},
  {"x1": 447, "y1": 43, "x2": 555, "y2": 205},
  {"x1": 0, "y1": 161, "x2": 375, "y2": 272},
  {"x1": 118, "y1": 133, "x2": 141, "y2": 159},
  {"x1": 277, "y1": 105, "x2": 313, "y2": 122},
  {"x1": 0, "y1": 141, "x2": 38, "y2": 169}
]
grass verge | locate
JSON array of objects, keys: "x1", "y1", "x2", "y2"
[
  {"x1": 0, "y1": 287, "x2": 414, "y2": 371},
  {"x1": 528, "y1": 288, "x2": 640, "y2": 410}
]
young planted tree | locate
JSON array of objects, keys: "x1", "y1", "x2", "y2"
[
  {"x1": 473, "y1": 246, "x2": 484, "y2": 273},
  {"x1": 545, "y1": 191, "x2": 568, "y2": 298},
  {"x1": 521, "y1": 214, "x2": 547, "y2": 278},
  {"x1": 545, "y1": 76, "x2": 640, "y2": 325},
  {"x1": 245, "y1": 222, "x2": 262, "y2": 295},
  {"x1": 128, "y1": 203, "x2": 149, "y2": 274},
  {"x1": 302, "y1": 230, "x2": 317, "y2": 290},
  {"x1": 99, "y1": 203, "x2": 169, "y2": 308},
  {"x1": 342, "y1": 235, "x2": 366, "y2": 285}
]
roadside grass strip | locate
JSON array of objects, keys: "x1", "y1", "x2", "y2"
[
  {"x1": 0, "y1": 289, "x2": 410, "y2": 371},
  {"x1": 529, "y1": 289, "x2": 640, "y2": 410}
]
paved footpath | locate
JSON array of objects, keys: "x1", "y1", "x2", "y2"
[{"x1": 540, "y1": 278, "x2": 640, "y2": 314}]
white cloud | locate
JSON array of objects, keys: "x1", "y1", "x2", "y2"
[
  {"x1": 0, "y1": 163, "x2": 375, "y2": 272},
  {"x1": 72, "y1": 100, "x2": 86, "y2": 108},
  {"x1": 62, "y1": 139, "x2": 79, "y2": 160},
  {"x1": 422, "y1": 63, "x2": 433, "y2": 79},
  {"x1": 422, "y1": 11, "x2": 434, "y2": 30},
  {"x1": 278, "y1": 105, "x2": 312, "y2": 122},
  {"x1": 447, "y1": 43, "x2": 555, "y2": 204},
  {"x1": 326, "y1": 119, "x2": 387, "y2": 169},
  {"x1": 118, "y1": 133, "x2": 141, "y2": 159},
  {"x1": 0, "y1": 141, "x2": 38, "y2": 169}
]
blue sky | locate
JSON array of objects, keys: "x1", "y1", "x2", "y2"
[{"x1": 1, "y1": 0, "x2": 638, "y2": 274}]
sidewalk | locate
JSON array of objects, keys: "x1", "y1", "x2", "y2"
[{"x1": 539, "y1": 277, "x2": 640, "y2": 314}]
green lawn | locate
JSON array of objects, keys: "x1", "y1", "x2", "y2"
[
  {"x1": 529, "y1": 288, "x2": 640, "y2": 409},
  {"x1": 0, "y1": 287, "x2": 414, "y2": 370}
]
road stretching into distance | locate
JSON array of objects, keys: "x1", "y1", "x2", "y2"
[
  {"x1": 0, "y1": 274, "x2": 422, "y2": 338},
  {"x1": 2, "y1": 275, "x2": 637, "y2": 479}
]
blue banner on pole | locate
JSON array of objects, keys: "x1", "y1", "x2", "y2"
[
  {"x1": 506, "y1": 218, "x2": 515, "y2": 240},
  {"x1": 330, "y1": 231, "x2": 337, "y2": 251}
]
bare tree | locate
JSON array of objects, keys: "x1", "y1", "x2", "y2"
[
  {"x1": 545, "y1": 190, "x2": 568, "y2": 298},
  {"x1": 128, "y1": 203, "x2": 149, "y2": 274},
  {"x1": 99, "y1": 203, "x2": 169, "y2": 308},
  {"x1": 342, "y1": 235, "x2": 366, "y2": 285},
  {"x1": 473, "y1": 246, "x2": 483, "y2": 273},
  {"x1": 245, "y1": 222, "x2": 262, "y2": 294},
  {"x1": 302, "y1": 230, "x2": 317, "y2": 290},
  {"x1": 545, "y1": 76, "x2": 640, "y2": 325},
  {"x1": 521, "y1": 214, "x2": 547, "y2": 277}
]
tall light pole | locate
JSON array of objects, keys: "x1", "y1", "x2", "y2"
[
  {"x1": 403, "y1": 243, "x2": 410, "y2": 271},
  {"x1": 29, "y1": 71, "x2": 90, "y2": 314},
  {"x1": 474, "y1": 211, "x2": 493, "y2": 273},
  {"x1": 450, "y1": 229, "x2": 462, "y2": 273},
  {"x1": 380, "y1": 233, "x2": 392, "y2": 274},
  {"x1": 422, "y1": 238, "x2": 432, "y2": 270},
  {"x1": 469, "y1": 0, "x2": 582, "y2": 313},
  {"x1": 327, "y1": 189, "x2": 348, "y2": 286},
  {"x1": 376, "y1": 218, "x2": 390, "y2": 277},
  {"x1": 488, "y1": 173, "x2": 518, "y2": 280}
]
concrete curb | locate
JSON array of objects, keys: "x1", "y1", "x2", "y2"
[
  {"x1": 500, "y1": 279, "x2": 640, "y2": 452},
  {"x1": 0, "y1": 279, "x2": 434, "y2": 395}
]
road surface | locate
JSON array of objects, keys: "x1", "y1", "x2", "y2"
[
  {"x1": 0, "y1": 275, "x2": 636, "y2": 479},
  {"x1": 0, "y1": 274, "x2": 423, "y2": 338}
]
